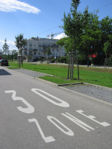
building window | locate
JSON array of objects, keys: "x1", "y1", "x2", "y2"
[
  {"x1": 29, "y1": 44, "x2": 32, "y2": 47},
  {"x1": 34, "y1": 52, "x2": 37, "y2": 55},
  {"x1": 24, "y1": 51, "x2": 27, "y2": 55}
]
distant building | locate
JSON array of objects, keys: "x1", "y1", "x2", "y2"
[{"x1": 23, "y1": 37, "x2": 65, "y2": 61}]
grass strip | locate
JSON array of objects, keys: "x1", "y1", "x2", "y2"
[{"x1": 9, "y1": 61, "x2": 112, "y2": 88}]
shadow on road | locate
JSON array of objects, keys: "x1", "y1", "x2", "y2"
[{"x1": 0, "y1": 69, "x2": 11, "y2": 75}]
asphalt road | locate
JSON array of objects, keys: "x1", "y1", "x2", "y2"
[{"x1": 0, "y1": 67, "x2": 112, "y2": 149}]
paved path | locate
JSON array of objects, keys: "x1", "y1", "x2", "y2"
[
  {"x1": 65, "y1": 84, "x2": 112, "y2": 104},
  {"x1": 0, "y1": 67, "x2": 112, "y2": 149},
  {"x1": 13, "y1": 68, "x2": 50, "y2": 78}
]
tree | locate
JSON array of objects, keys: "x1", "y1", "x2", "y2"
[
  {"x1": 10, "y1": 50, "x2": 18, "y2": 61},
  {"x1": 2, "y1": 39, "x2": 9, "y2": 55},
  {"x1": 42, "y1": 45, "x2": 47, "y2": 58},
  {"x1": 103, "y1": 41, "x2": 112, "y2": 65},
  {"x1": 101, "y1": 17, "x2": 112, "y2": 65},
  {"x1": 46, "y1": 47, "x2": 51, "y2": 59},
  {"x1": 62, "y1": 0, "x2": 112, "y2": 68},
  {"x1": 57, "y1": 37, "x2": 75, "y2": 79},
  {"x1": 57, "y1": 37, "x2": 73, "y2": 53},
  {"x1": 15, "y1": 34, "x2": 27, "y2": 68},
  {"x1": 63, "y1": 0, "x2": 84, "y2": 80},
  {"x1": 80, "y1": 9, "x2": 103, "y2": 65},
  {"x1": 42, "y1": 46, "x2": 52, "y2": 63}
]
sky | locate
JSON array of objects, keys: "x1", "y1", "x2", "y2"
[{"x1": 0, "y1": 0, "x2": 112, "y2": 50}]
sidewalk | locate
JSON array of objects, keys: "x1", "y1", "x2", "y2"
[
  {"x1": 65, "y1": 83, "x2": 112, "y2": 104},
  {"x1": 13, "y1": 68, "x2": 52, "y2": 78}
]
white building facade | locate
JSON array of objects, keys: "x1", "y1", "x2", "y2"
[{"x1": 23, "y1": 38, "x2": 65, "y2": 61}]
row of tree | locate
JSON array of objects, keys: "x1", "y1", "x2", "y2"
[
  {"x1": 0, "y1": 39, "x2": 17, "y2": 61},
  {"x1": 0, "y1": 35, "x2": 27, "y2": 67},
  {"x1": 57, "y1": 0, "x2": 112, "y2": 80},
  {"x1": 57, "y1": 0, "x2": 112, "y2": 66}
]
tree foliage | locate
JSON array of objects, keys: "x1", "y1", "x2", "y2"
[
  {"x1": 2, "y1": 39, "x2": 9, "y2": 55},
  {"x1": 57, "y1": 37, "x2": 74, "y2": 53},
  {"x1": 61, "y1": 0, "x2": 112, "y2": 66},
  {"x1": 15, "y1": 34, "x2": 27, "y2": 55},
  {"x1": 15, "y1": 34, "x2": 27, "y2": 67}
]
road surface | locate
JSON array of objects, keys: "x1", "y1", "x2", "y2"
[{"x1": 0, "y1": 67, "x2": 112, "y2": 149}]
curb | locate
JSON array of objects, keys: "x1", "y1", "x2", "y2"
[
  {"x1": 36, "y1": 77, "x2": 112, "y2": 92},
  {"x1": 84, "y1": 82, "x2": 112, "y2": 91},
  {"x1": 58, "y1": 82, "x2": 83, "y2": 86},
  {"x1": 35, "y1": 77, "x2": 57, "y2": 86}
]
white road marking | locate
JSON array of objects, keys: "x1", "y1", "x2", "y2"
[
  {"x1": 31, "y1": 88, "x2": 70, "y2": 108},
  {"x1": 5, "y1": 90, "x2": 35, "y2": 114},
  {"x1": 62, "y1": 112, "x2": 95, "y2": 132},
  {"x1": 5, "y1": 89, "x2": 111, "y2": 144},
  {"x1": 47, "y1": 115, "x2": 74, "y2": 136},
  {"x1": 28, "y1": 118, "x2": 55, "y2": 143},
  {"x1": 76, "y1": 110, "x2": 111, "y2": 127}
]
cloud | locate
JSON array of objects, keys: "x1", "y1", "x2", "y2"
[
  {"x1": 54, "y1": 33, "x2": 67, "y2": 40},
  {"x1": 0, "y1": 0, "x2": 40, "y2": 14}
]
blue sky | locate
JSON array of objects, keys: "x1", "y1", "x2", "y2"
[{"x1": 0, "y1": 0, "x2": 112, "y2": 50}]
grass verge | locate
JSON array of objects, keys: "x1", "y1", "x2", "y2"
[{"x1": 9, "y1": 61, "x2": 112, "y2": 88}]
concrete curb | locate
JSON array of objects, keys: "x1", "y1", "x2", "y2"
[
  {"x1": 35, "y1": 77, "x2": 57, "y2": 86},
  {"x1": 84, "y1": 82, "x2": 112, "y2": 91},
  {"x1": 36, "y1": 77, "x2": 112, "y2": 93},
  {"x1": 58, "y1": 82, "x2": 83, "y2": 86},
  {"x1": 57, "y1": 81, "x2": 112, "y2": 91}
]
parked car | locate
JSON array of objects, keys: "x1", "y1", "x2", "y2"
[{"x1": 0, "y1": 59, "x2": 9, "y2": 66}]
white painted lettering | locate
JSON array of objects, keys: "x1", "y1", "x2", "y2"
[
  {"x1": 31, "y1": 88, "x2": 70, "y2": 108},
  {"x1": 28, "y1": 118, "x2": 55, "y2": 143},
  {"x1": 47, "y1": 115, "x2": 74, "y2": 136},
  {"x1": 76, "y1": 110, "x2": 111, "y2": 127},
  {"x1": 5, "y1": 90, "x2": 35, "y2": 114},
  {"x1": 62, "y1": 112, "x2": 94, "y2": 132}
]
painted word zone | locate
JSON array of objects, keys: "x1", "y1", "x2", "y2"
[{"x1": 5, "y1": 88, "x2": 111, "y2": 143}]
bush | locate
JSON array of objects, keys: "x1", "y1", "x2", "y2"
[
  {"x1": 106, "y1": 56, "x2": 112, "y2": 66},
  {"x1": 56, "y1": 56, "x2": 68, "y2": 63}
]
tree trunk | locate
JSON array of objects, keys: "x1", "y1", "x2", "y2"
[
  {"x1": 67, "y1": 53, "x2": 70, "y2": 79},
  {"x1": 18, "y1": 56, "x2": 21, "y2": 68},
  {"x1": 77, "y1": 54, "x2": 80, "y2": 80},
  {"x1": 70, "y1": 54, "x2": 72, "y2": 79},
  {"x1": 77, "y1": 63, "x2": 80, "y2": 80},
  {"x1": 71, "y1": 53, "x2": 74, "y2": 80}
]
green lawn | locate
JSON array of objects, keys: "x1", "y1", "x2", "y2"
[{"x1": 9, "y1": 61, "x2": 112, "y2": 88}]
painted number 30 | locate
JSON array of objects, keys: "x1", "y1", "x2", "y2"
[{"x1": 5, "y1": 88, "x2": 111, "y2": 143}]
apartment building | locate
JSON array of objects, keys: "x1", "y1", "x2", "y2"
[{"x1": 23, "y1": 37, "x2": 65, "y2": 61}]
